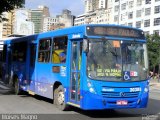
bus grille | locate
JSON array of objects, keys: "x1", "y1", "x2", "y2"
[{"x1": 101, "y1": 92, "x2": 139, "y2": 98}]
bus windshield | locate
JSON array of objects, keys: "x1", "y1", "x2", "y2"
[{"x1": 87, "y1": 39, "x2": 148, "y2": 81}]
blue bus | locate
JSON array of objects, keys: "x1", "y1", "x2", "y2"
[{"x1": 0, "y1": 24, "x2": 149, "y2": 110}]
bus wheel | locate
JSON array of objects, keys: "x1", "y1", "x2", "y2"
[
  {"x1": 14, "y1": 78, "x2": 21, "y2": 95},
  {"x1": 54, "y1": 85, "x2": 69, "y2": 111}
]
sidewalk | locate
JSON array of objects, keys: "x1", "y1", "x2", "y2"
[
  {"x1": 149, "y1": 78, "x2": 160, "y2": 88},
  {"x1": 0, "y1": 80, "x2": 12, "y2": 90}
]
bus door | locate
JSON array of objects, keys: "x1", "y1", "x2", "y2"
[
  {"x1": 28, "y1": 43, "x2": 37, "y2": 92},
  {"x1": 70, "y1": 40, "x2": 82, "y2": 104},
  {"x1": 35, "y1": 38, "x2": 52, "y2": 98}
]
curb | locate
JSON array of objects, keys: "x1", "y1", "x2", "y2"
[{"x1": 150, "y1": 83, "x2": 160, "y2": 88}]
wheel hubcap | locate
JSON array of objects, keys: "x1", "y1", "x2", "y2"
[{"x1": 58, "y1": 91, "x2": 64, "y2": 105}]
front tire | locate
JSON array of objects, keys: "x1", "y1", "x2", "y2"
[
  {"x1": 54, "y1": 85, "x2": 69, "y2": 111},
  {"x1": 14, "y1": 78, "x2": 21, "y2": 95}
]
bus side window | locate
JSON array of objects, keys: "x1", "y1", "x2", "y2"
[
  {"x1": 52, "y1": 36, "x2": 68, "y2": 63},
  {"x1": 12, "y1": 42, "x2": 27, "y2": 62},
  {"x1": 38, "y1": 38, "x2": 51, "y2": 63},
  {"x1": 38, "y1": 52, "x2": 44, "y2": 62}
]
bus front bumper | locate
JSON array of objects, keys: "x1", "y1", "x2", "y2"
[{"x1": 81, "y1": 91, "x2": 149, "y2": 110}]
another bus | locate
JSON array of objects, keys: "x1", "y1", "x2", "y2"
[{"x1": 1, "y1": 24, "x2": 149, "y2": 110}]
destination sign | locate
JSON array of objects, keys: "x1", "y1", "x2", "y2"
[
  {"x1": 86, "y1": 26, "x2": 145, "y2": 39},
  {"x1": 96, "y1": 69, "x2": 122, "y2": 77}
]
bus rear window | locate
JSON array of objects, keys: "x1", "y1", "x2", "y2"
[{"x1": 12, "y1": 42, "x2": 27, "y2": 62}]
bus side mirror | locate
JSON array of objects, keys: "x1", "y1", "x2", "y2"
[{"x1": 83, "y1": 39, "x2": 89, "y2": 53}]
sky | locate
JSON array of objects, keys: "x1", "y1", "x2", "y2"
[{"x1": 25, "y1": 0, "x2": 85, "y2": 16}]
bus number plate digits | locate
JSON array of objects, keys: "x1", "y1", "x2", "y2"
[
  {"x1": 130, "y1": 87, "x2": 141, "y2": 92},
  {"x1": 116, "y1": 100, "x2": 128, "y2": 105}
]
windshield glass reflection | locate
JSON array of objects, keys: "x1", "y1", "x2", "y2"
[{"x1": 87, "y1": 39, "x2": 148, "y2": 81}]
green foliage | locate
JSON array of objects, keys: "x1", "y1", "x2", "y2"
[
  {"x1": 146, "y1": 34, "x2": 160, "y2": 71},
  {"x1": 0, "y1": 0, "x2": 24, "y2": 22}
]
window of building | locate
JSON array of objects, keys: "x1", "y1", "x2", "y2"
[
  {"x1": 128, "y1": 12, "x2": 133, "y2": 19},
  {"x1": 145, "y1": 0, "x2": 151, "y2": 4},
  {"x1": 153, "y1": 30, "x2": 159, "y2": 35},
  {"x1": 137, "y1": 0, "x2": 142, "y2": 6},
  {"x1": 114, "y1": 5, "x2": 119, "y2": 12},
  {"x1": 136, "y1": 21, "x2": 141, "y2": 28},
  {"x1": 52, "y1": 36, "x2": 68, "y2": 63},
  {"x1": 38, "y1": 38, "x2": 51, "y2": 63},
  {"x1": 154, "y1": 17, "x2": 160, "y2": 26},
  {"x1": 121, "y1": 13, "x2": 126, "y2": 21},
  {"x1": 128, "y1": 22, "x2": 133, "y2": 27},
  {"x1": 136, "y1": 10, "x2": 142, "y2": 17},
  {"x1": 145, "y1": 8, "x2": 151, "y2": 16},
  {"x1": 114, "y1": 15, "x2": 118, "y2": 22},
  {"x1": 155, "y1": 0, "x2": 160, "y2": 2},
  {"x1": 154, "y1": 5, "x2": 160, "y2": 14},
  {"x1": 144, "y1": 31, "x2": 150, "y2": 35},
  {"x1": 144, "y1": 19, "x2": 150, "y2": 27},
  {"x1": 129, "y1": 1, "x2": 134, "y2": 8},
  {"x1": 121, "y1": 3, "x2": 126, "y2": 10}
]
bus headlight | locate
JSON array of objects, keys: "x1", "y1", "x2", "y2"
[
  {"x1": 144, "y1": 86, "x2": 149, "y2": 93},
  {"x1": 89, "y1": 88, "x2": 95, "y2": 93},
  {"x1": 87, "y1": 81, "x2": 96, "y2": 94}
]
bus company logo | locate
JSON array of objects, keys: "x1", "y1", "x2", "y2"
[
  {"x1": 120, "y1": 92, "x2": 126, "y2": 97},
  {"x1": 72, "y1": 34, "x2": 81, "y2": 39},
  {"x1": 102, "y1": 88, "x2": 114, "y2": 92}
]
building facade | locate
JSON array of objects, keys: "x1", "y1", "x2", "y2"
[
  {"x1": 43, "y1": 17, "x2": 58, "y2": 32},
  {"x1": 43, "y1": 9, "x2": 75, "y2": 31},
  {"x1": 112, "y1": 0, "x2": 160, "y2": 35},
  {"x1": 75, "y1": 0, "x2": 160, "y2": 35},
  {"x1": 0, "y1": 12, "x2": 13, "y2": 38},
  {"x1": 75, "y1": 0, "x2": 111, "y2": 26},
  {"x1": 29, "y1": 6, "x2": 50, "y2": 34},
  {"x1": 57, "y1": 9, "x2": 75, "y2": 28},
  {"x1": 12, "y1": 9, "x2": 34, "y2": 35}
]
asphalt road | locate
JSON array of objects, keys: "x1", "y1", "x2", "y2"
[{"x1": 0, "y1": 82, "x2": 159, "y2": 120}]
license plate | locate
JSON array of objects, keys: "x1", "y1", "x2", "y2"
[{"x1": 116, "y1": 100, "x2": 128, "y2": 105}]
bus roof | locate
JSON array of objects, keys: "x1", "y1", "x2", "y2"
[{"x1": 3, "y1": 24, "x2": 144, "y2": 44}]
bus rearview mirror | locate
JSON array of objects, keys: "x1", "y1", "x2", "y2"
[{"x1": 83, "y1": 39, "x2": 89, "y2": 53}]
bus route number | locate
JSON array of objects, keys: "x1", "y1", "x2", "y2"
[{"x1": 130, "y1": 87, "x2": 141, "y2": 92}]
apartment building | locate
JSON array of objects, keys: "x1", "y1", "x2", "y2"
[
  {"x1": 75, "y1": 0, "x2": 160, "y2": 35},
  {"x1": 12, "y1": 9, "x2": 34, "y2": 35},
  {"x1": 0, "y1": 12, "x2": 13, "y2": 38},
  {"x1": 75, "y1": 0, "x2": 110, "y2": 26},
  {"x1": 29, "y1": 6, "x2": 50, "y2": 34},
  {"x1": 43, "y1": 9, "x2": 75, "y2": 31},
  {"x1": 43, "y1": 17, "x2": 58, "y2": 32},
  {"x1": 112, "y1": 0, "x2": 160, "y2": 35}
]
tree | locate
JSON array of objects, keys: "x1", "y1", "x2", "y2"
[
  {"x1": 0, "y1": 0, "x2": 24, "y2": 21},
  {"x1": 146, "y1": 33, "x2": 160, "y2": 74}
]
